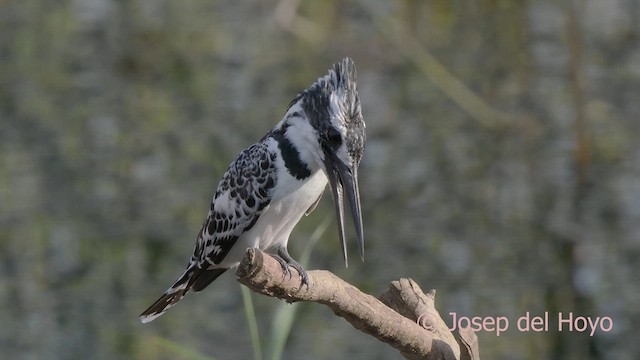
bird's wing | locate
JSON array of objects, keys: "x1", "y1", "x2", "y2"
[
  {"x1": 139, "y1": 142, "x2": 277, "y2": 323},
  {"x1": 193, "y1": 141, "x2": 277, "y2": 266}
]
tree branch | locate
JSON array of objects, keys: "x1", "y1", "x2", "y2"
[{"x1": 236, "y1": 248, "x2": 479, "y2": 360}]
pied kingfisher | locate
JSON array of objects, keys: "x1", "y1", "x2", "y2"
[{"x1": 140, "y1": 58, "x2": 366, "y2": 323}]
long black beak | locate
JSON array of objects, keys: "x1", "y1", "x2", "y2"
[{"x1": 323, "y1": 147, "x2": 364, "y2": 268}]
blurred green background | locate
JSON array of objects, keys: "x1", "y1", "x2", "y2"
[{"x1": 2, "y1": 0, "x2": 639, "y2": 359}]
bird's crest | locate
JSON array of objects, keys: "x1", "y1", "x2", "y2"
[
  {"x1": 288, "y1": 58, "x2": 365, "y2": 164},
  {"x1": 288, "y1": 58, "x2": 359, "y2": 121}
]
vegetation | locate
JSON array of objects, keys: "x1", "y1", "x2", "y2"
[{"x1": 1, "y1": 1, "x2": 637, "y2": 359}]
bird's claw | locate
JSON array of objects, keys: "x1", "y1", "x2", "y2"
[
  {"x1": 272, "y1": 254, "x2": 294, "y2": 280},
  {"x1": 271, "y1": 251, "x2": 309, "y2": 288}
]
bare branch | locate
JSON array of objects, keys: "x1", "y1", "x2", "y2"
[{"x1": 236, "y1": 248, "x2": 477, "y2": 360}]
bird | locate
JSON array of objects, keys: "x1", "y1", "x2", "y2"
[{"x1": 139, "y1": 58, "x2": 366, "y2": 323}]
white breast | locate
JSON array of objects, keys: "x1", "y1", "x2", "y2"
[
  {"x1": 214, "y1": 165, "x2": 328, "y2": 268},
  {"x1": 253, "y1": 169, "x2": 327, "y2": 249}
]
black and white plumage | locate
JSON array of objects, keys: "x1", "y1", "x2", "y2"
[{"x1": 140, "y1": 58, "x2": 366, "y2": 323}]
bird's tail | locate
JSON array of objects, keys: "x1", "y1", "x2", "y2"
[{"x1": 139, "y1": 266, "x2": 200, "y2": 323}]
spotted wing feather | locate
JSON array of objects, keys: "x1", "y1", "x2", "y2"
[
  {"x1": 139, "y1": 141, "x2": 276, "y2": 323},
  {"x1": 196, "y1": 141, "x2": 276, "y2": 267}
]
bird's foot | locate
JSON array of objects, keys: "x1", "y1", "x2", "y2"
[
  {"x1": 272, "y1": 247, "x2": 309, "y2": 287},
  {"x1": 271, "y1": 254, "x2": 295, "y2": 280}
]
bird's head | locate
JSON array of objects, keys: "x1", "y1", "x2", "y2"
[{"x1": 281, "y1": 58, "x2": 365, "y2": 266}]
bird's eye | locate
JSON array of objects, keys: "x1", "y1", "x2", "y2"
[{"x1": 326, "y1": 127, "x2": 342, "y2": 148}]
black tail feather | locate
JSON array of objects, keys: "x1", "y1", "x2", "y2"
[
  {"x1": 139, "y1": 265, "x2": 229, "y2": 323},
  {"x1": 192, "y1": 269, "x2": 227, "y2": 292},
  {"x1": 139, "y1": 266, "x2": 201, "y2": 323}
]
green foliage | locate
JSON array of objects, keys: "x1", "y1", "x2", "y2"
[
  {"x1": 150, "y1": 336, "x2": 216, "y2": 360},
  {"x1": 241, "y1": 285, "x2": 263, "y2": 360},
  {"x1": 239, "y1": 215, "x2": 332, "y2": 360},
  {"x1": 1, "y1": 1, "x2": 638, "y2": 359},
  {"x1": 265, "y1": 215, "x2": 332, "y2": 360}
]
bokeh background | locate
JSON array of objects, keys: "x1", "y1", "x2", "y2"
[{"x1": 2, "y1": 0, "x2": 639, "y2": 359}]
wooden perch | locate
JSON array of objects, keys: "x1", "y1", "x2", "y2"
[{"x1": 236, "y1": 248, "x2": 479, "y2": 360}]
